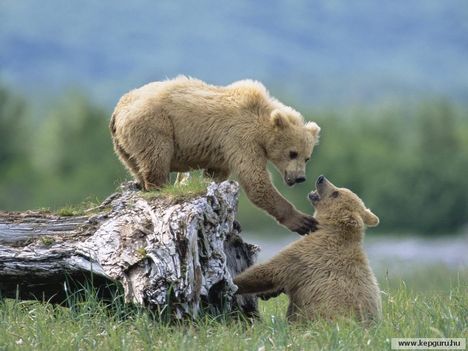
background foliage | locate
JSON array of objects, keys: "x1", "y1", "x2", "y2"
[{"x1": 1, "y1": 83, "x2": 467, "y2": 234}]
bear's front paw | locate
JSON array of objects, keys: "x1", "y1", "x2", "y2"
[{"x1": 284, "y1": 213, "x2": 318, "y2": 235}]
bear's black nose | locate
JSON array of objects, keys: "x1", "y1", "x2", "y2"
[
  {"x1": 317, "y1": 175, "x2": 325, "y2": 184},
  {"x1": 295, "y1": 176, "x2": 306, "y2": 183}
]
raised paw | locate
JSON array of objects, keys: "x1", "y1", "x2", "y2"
[{"x1": 284, "y1": 213, "x2": 318, "y2": 235}]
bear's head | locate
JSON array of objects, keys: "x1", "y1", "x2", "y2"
[
  {"x1": 266, "y1": 109, "x2": 320, "y2": 186},
  {"x1": 308, "y1": 175, "x2": 379, "y2": 232}
]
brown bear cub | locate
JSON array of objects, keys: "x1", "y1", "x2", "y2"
[
  {"x1": 110, "y1": 76, "x2": 320, "y2": 234},
  {"x1": 234, "y1": 176, "x2": 381, "y2": 323}
]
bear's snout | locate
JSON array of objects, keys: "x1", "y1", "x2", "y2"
[
  {"x1": 284, "y1": 173, "x2": 306, "y2": 186},
  {"x1": 317, "y1": 175, "x2": 325, "y2": 185},
  {"x1": 295, "y1": 176, "x2": 306, "y2": 183},
  {"x1": 285, "y1": 176, "x2": 296, "y2": 186},
  {"x1": 316, "y1": 175, "x2": 331, "y2": 194},
  {"x1": 315, "y1": 175, "x2": 334, "y2": 196}
]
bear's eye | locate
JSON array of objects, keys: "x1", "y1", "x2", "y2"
[
  {"x1": 330, "y1": 191, "x2": 339, "y2": 198},
  {"x1": 289, "y1": 151, "x2": 298, "y2": 159}
]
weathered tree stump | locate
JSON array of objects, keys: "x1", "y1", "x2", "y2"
[{"x1": 0, "y1": 181, "x2": 259, "y2": 319}]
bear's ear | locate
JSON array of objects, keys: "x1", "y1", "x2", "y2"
[
  {"x1": 270, "y1": 109, "x2": 288, "y2": 129},
  {"x1": 362, "y1": 209, "x2": 379, "y2": 227},
  {"x1": 305, "y1": 121, "x2": 321, "y2": 139}
]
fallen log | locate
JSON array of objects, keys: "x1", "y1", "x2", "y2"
[{"x1": 0, "y1": 181, "x2": 259, "y2": 319}]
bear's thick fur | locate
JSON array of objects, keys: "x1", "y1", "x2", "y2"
[
  {"x1": 110, "y1": 76, "x2": 320, "y2": 234},
  {"x1": 234, "y1": 176, "x2": 381, "y2": 323}
]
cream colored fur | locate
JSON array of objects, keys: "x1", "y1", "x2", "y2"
[
  {"x1": 234, "y1": 176, "x2": 382, "y2": 324},
  {"x1": 110, "y1": 76, "x2": 321, "y2": 234}
]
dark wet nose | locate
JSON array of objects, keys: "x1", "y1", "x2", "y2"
[
  {"x1": 317, "y1": 175, "x2": 325, "y2": 184},
  {"x1": 295, "y1": 176, "x2": 306, "y2": 183}
]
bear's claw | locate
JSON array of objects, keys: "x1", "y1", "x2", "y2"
[
  {"x1": 258, "y1": 288, "x2": 284, "y2": 300},
  {"x1": 293, "y1": 215, "x2": 318, "y2": 235}
]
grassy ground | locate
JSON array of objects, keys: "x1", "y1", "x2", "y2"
[
  {"x1": 0, "y1": 265, "x2": 466, "y2": 351},
  {"x1": 141, "y1": 173, "x2": 211, "y2": 202}
]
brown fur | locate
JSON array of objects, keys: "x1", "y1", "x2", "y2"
[
  {"x1": 233, "y1": 176, "x2": 381, "y2": 324},
  {"x1": 110, "y1": 76, "x2": 321, "y2": 234}
]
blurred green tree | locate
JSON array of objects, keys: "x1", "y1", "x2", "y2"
[
  {"x1": 0, "y1": 85, "x2": 37, "y2": 209},
  {"x1": 31, "y1": 92, "x2": 127, "y2": 207},
  {"x1": 0, "y1": 85, "x2": 27, "y2": 170},
  {"x1": 408, "y1": 102, "x2": 468, "y2": 232}
]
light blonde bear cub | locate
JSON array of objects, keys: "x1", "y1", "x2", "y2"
[
  {"x1": 234, "y1": 176, "x2": 381, "y2": 324},
  {"x1": 110, "y1": 76, "x2": 320, "y2": 234}
]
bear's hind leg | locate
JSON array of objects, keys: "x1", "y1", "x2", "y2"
[
  {"x1": 137, "y1": 138, "x2": 173, "y2": 190},
  {"x1": 113, "y1": 140, "x2": 145, "y2": 187},
  {"x1": 125, "y1": 108, "x2": 174, "y2": 191},
  {"x1": 111, "y1": 113, "x2": 144, "y2": 187}
]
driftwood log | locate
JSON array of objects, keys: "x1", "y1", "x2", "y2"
[{"x1": 0, "y1": 181, "x2": 259, "y2": 318}]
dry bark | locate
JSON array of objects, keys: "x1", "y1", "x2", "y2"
[{"x1": 0, "y1": 181, "x2": 259, "y2": 319}]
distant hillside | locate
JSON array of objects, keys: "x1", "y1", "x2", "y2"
[{"x1": 1, "y1": 0, "x2": 467, "y2": 108}]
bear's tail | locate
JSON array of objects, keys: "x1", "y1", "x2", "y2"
[{"x1": 109, "y1": 112, "x2": 117, "y2": 136}]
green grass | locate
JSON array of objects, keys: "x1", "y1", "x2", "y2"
[
  {"x1": 56, "y1": 205, "x2": 87, "y2": 217},
  {"x1": 0, "y1": 266, "x2": 466, "y2": 351},
  {"x1": 141, "y1": 173, "x2": 212, "y2": 202},
  {"x1": 53, "y1": 174, "x2": 211, "y2": 217},
  {"x1": 55, "y1": 198, "x2": 103, "y2": 217}
]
